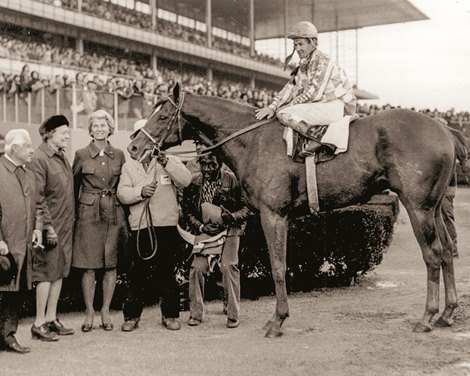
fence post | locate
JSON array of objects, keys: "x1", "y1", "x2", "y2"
[
  {"x1": 27, "y1": 92, "x2": 31, "y2": 125},
  {"x1": 72, "y1": 83, "x2": 77, "y2": 130},
  {"x1": 2, "y1": 92, "x2": 6, "y2": 122},
  {"x1": 14, "y1": 93, "x2": 18, "y2": 123},
  {"x1": 114, "y1": 91, "x2": 119, "y2": 131},
  {"x1": 56, "y1": 88, "x2": 60, "y2": 114},
  {"x1": 41, "y1": 87, "x2": 45, "y2": 122}
]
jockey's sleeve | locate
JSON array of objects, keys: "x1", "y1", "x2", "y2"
[{"x1": 291, "y1": 56, "x2": 334, "y2": 106}]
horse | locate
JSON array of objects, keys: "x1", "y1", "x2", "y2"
[{"x1": 127, "y1": 83, "x2": 467, "y2": 337}]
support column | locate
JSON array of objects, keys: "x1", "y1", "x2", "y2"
[
  {"x1": 284, "y1": 0, "x2": 289, "y2": 58},
  {"x1": 250, "y1": 74, "x2": 255, "y2": 89},
  {"x1": 151, "y1": 0, "x2": 157, "y2": 31},
  {"x1": 151, "y1": 51, "x2": 158, "y2": 70},
  {"x1": 249, "y1": 0, "x2": 255, "y2": 57},
  {"x1": 207, "y1": 66, "x2": 213, "y2": 82},
  {"x1": 76, "y1": 33, "x2": 84, "y2": 54},
  {"x1": 77, "y1": 0, "x2": 82, "y2": 12},
  {"x1": 355, "y1": 28, "x2": 359, "y2": 87},
  {"x1": 206, "y1": 0, "x2": 212, "y2": 48}
]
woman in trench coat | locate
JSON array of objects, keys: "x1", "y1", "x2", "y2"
[
  {"x1": 30, "y1": 115, "x2": 75, "y2": 341},
  {"x1": 72, "y1": 109, "x2": 127, "y2": 332}
]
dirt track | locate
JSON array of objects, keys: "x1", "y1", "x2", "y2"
[{"x1": 3, "y1": 189, "x2": 470, "y2": 376}]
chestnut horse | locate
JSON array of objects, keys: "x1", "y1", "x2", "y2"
[{"x1": 128, "y1": 83, "x2": 466, "y2": 337}]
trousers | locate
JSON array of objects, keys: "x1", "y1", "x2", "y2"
[
  {"x1": 277, "y1": 100, "x2": 344, "y2": 134},
  {"x1": 123, "y1": 226, "x2": 180, "y2": 321},
  {"x1": 189, "y1": 235, "x2": 240, "y2": 321},
  {"x1": 0, "y1": 292, "x2": 21, "y2": 347}
]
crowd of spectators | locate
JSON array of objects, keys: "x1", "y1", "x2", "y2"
[{"x1": 34, "y1": 0, "x2": 282, "y2": 66}]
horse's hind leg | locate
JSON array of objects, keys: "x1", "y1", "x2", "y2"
[
  {"x1": 403, "y1": 206, "x2": 442, "y2": 332},
  {"x1": 259, "y1": 205, "x2": 289, "y2": 338},
  {"x1": 434, "y1": 205, "x2": 458, "y2": 327}
]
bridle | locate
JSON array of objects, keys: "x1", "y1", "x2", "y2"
[{"x1": 137, "y1": 92, "x2": 186, "y2": 159}]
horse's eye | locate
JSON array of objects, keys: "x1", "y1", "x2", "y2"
[{"x1": 159, "y1": 115, "x2": 168, "y2": 121}]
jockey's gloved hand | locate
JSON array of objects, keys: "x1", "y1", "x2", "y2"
[
  {"x1": 202, "y1": 223, "x2": 223, "y2": 236},
  {"x1": 46, "y1": 226, "x2": 59, "y2": 247},
  {"x1": 221, "y1": 206, "x2": 236, "y2": 227}
]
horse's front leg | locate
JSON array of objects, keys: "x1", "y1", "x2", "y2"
[{"x1": 259, "y1": 205, "x2": 289, "y2": 338}]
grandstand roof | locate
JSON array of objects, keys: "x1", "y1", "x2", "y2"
[{"x1": 146, "y1": 0, "x2": 428, "y2": 40}]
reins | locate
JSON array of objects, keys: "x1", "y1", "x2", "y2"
[{"x1": 162, "y1": 117, "x2": 274, "y2": 157}]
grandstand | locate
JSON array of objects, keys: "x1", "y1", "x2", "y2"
[{"x1": 0, "y1": 0, "x2": 428, "y2": 157}]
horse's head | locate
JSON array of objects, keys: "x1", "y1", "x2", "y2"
[{"x1": 128, "y1": 83, "x2": 186, "y2": 161}]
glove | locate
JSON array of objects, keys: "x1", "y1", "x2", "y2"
[
  {"x1": 0, "y1": 240, "x2": 9, "y2": 256},
  {"x1": 46, "y1": 226, "x2": 59, "y2": 247},
  {"x1": 221, "y1": 206, "x2": 236, "y2": 227},
  {"x1": 202, "y1": 223, "x2": 223, "y2": 236}
]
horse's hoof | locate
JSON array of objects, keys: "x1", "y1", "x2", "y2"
[
  {"x1": 262, "y1": 320, "x2": 273, "y2": 331},
  {"x1": 434, "y1": 317, "x2": 453, "y2": 327},
  {"x1": 265, "y1": 326, "x2": 283, "y2": 338},
  {"x1": 413, "y1": 322, "x2": 432, "y2": 333}
]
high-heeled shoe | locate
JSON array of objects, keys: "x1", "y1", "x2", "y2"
[
  {"x1": 100, "y1": 313, "x2": 113, "y2": 331},
  {"x1": 31, "y1": 324, "x2": 59, "y2": 341},
  {"x1": 81, "y1": 316, "x2": 94, "y2": 333}
]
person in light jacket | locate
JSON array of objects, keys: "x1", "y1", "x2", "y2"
[{"x1": 117, "y1": 120, "x2": 191, "y2": 332}]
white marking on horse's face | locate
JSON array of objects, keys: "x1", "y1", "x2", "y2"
[{"x1": 148, "y1": 104, "x2": 162, "y2": 120}]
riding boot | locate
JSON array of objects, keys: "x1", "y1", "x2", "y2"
[{"x1": 287, "y1": 120, "x2": 327, "y2": 158}]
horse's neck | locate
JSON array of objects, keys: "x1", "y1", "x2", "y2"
[{"x1": 186, "y1": 96, "x2": 254, "y2": 172}]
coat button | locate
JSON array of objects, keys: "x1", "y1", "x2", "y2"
[{"x1": 101, "y1": 162, "x2": 106, "y2": 166}]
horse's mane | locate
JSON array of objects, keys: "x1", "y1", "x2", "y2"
[{"x1": 188, "y1": 92, "x2": 257, "y2": 117}]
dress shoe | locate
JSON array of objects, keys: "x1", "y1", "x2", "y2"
[
  {"x1": 162, "y1": 317, "x2": 181, "y2": 330},
  {"x1": 47, "y1": 319, "x2": 75, "y2": 336},
  {"x1": 121, "y1": 319, "x2": 139, "y2": 332},
  {"x1": 227, "y1": 319, "x2": 239, "y2": 329},
  {"x1": 6, "y1": 340, "x2": 31, "y2": 354},
  {"x1": 188, "y1": 317, "x2": 202, "y2": 326},
  {"x1": 100, "y1": 322, "x2": 113, "y2": 331},
  {"x1": 81, "y1": 316, "x2": 94, "y2": 333},
  {"x1": 31, "y1": 324, "x2": 59, "y2": 341}
]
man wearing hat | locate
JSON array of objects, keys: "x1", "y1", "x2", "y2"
[
  {"x1": 117, "y1": 119, "x2": 192, "y2": 332},
  {"x1": 30, "y1": 114, "x2": 75, "y2": 342},
  {"x1": 255, "y1": 21, "x2": 357, "y2": 157},
  {"x1": 0, "y1": 129, "x2": 43, "y2": 354}
]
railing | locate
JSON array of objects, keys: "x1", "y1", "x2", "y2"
[{"x1": 0, "y1": 86, "x2": 157, "y2": 132}]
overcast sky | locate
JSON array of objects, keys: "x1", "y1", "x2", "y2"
[
  {"x1": 356, "y1": 0, "x2": 470, "y2": 111},
  {"x1": 257, "y1": 0, "x2": 470, "y2": 112}
]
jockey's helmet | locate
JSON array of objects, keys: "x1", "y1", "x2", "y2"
[{"x1": 287, "y1": 21, "x2": 318, "y2": 39}]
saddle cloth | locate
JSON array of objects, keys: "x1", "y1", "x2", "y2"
[{"x1": 283, "y1": 114, "x2": 358, "y2": 213}]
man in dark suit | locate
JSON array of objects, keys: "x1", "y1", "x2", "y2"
[{"x1": 0, "y1": 129, "x2": 43, "y2": 354}]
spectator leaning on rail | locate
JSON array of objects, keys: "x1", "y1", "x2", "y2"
[
  {"x1": 255, "y1": 21, "x2": 357, "y2": 157},
  {"x1": 30, "y1": 115, "x2": 75, "y2": 342},
  {"x1": 117, "y1": 120, "x2": 192, "y2": 332},
  {"x1": 0, "y1": 129, "x2": 43, "y2": 354},
  {"x1": 72, "y1": 110, "x2": 127, "y2": 332}
]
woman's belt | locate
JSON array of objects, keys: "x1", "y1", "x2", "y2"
[{"x1": 81, "y1": 187, "x2": 118, "y2": 224}]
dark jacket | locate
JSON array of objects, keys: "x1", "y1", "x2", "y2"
[
  {"x1": 30, "y1": 142, "x2": 74, "y2": 282},
  {"x1": 181, "y1": 170, "x2": 252, "y2": 235},
  {"x1": 72, "y1": 141, "x2": 127, "y2": 269},
  {"x1": 0, "y1": 156, "x2": 43, "y2": 291}
]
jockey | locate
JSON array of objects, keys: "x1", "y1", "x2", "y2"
[{"x1": 255, "y1": 21, "x2": 357, "y2": 157}]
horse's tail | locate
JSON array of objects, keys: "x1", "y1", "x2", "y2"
[{"x1": 446, "y1": 126, "x2": 468, "y2": 164}]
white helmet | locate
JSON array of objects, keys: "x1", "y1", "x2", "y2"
[{"x1": 287, "y1": 21, "x2": 318, "y2": 39}]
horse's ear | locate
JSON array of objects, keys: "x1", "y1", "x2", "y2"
[{"x1": 172, "y1": 82, "x2": 181, "y2": 103}]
